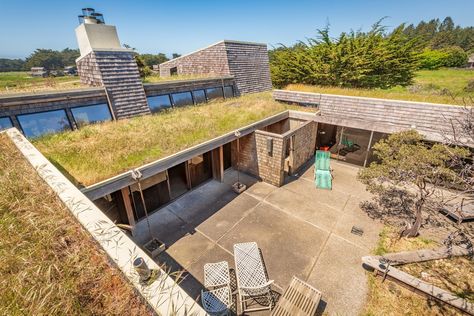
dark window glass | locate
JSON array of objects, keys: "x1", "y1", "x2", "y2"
[
  {"x1": 17, "y1": 110, "x2": 71, "y2": 138},
  {"x1": 192, "y1": 90, "x2": 206, "y2": 104},
  {"x1": 170, "y1": 67, "x2": 178, "y2": 76},
  {"x1": 206, "y1": 87, "x2": 224, "y2": 100},
  {"x1": 71, "y1": 103, "x2": 112, "y2": 127},
  {"x1": 224, "y1": 86, "x2": 234, "y2": 98},
  {"x1": 0, "y1": 117, "x2": 13, "y2": 131},
  {"x1": 148, "y1": 95, "x2": 172, "y2": 113},
  {"x1": 171, "y1": 92, "x2": 193, "y2": 107}
]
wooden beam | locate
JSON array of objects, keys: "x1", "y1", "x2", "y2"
[
  {"x1": 211, "y1": 146, "x2": 224, "y2": 182},
  {"x1": 82, "y1": 111, "x2": 290, "y2": 200},
  {"x1": 120, "y1": 187, "x2": 136, "y2": 232},
  {"x1": 363, "y1": 255, "x2": 474, "y2": 315}
]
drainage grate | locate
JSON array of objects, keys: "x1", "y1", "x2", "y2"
[{"x1": 351, "y1": 226, "x2": 364, "y2": 236}]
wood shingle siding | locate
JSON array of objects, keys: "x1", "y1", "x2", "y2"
[{"x1": 159, "y1": 40, "x2": 272, "y2": 95}]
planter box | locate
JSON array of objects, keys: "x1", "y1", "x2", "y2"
[
  {"x1": 232, "y1": 182, "x2": 247, "y2": 194},
  {"x1": 144, "y1": 238, "x2": 166, "y2": 258}
]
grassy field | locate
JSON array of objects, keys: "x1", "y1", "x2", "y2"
[
  {"x1": 0, "y1": 71, "x2": 219, "y2": 94},
  {"x1": 143, "y1": 73, "x2": 215, "y2": 83},
  {"x1": 0, "y1": 71, "x2": 84, "y2": 94},
  {"x1": 34, "y1": 92, "x2": 309, "y2": 186},
  {"x1": 0, "y1": 134, "x2": 151, "y2": 315},
  {"x1": 286, "y1": 68, "x2": 474, "y2": 105},
  {"x1": 363, "y1": 227, "x2": 473, "y2": 316}
]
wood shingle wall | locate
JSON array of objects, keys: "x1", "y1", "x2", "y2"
[
  {"x1": 159, "y1": 40, "x2": 272, "y2": 95},
  {"x1": 273, "y1": 90, "x2": 471, "y2": 144},
  {"x1": 77, "y1": 51, "x2": 150, "y2": 119}
]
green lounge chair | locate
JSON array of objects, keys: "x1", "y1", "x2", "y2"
[
  {"x1": 314, "y1": 150, "x2": 332, "y2": 190},
  {"x1": 315, "y1": 150, "x2": 330, "y2": 171},
  {"x1": 315, "y1": 169, "x2": 332, "y2": 190}
]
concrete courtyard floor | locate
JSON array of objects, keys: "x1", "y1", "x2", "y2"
[{"x1": 134, "y1": 161, "x2": 383, "y2": 315}]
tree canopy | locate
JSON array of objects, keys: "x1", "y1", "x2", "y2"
[
  {"x1": 358, "y1": 130, "x2": 471, "y2": 238},
  {"x1": 270, "y1": 21, "x2": 420, "y2": 89}
]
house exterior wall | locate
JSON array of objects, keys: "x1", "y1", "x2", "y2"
[
  {"x1": 232, "y1": 134, "x2": 259, "y2": 177},
  {"x1": 77, "y1": 50, "x2": 150, "y2": 119},
  {"x1": 0, "y1": 89, "x2": 108, "y2": 131},
  {"x1": 159, "y1": 42, "x2": 230, "y2": 78},
  {"x1": 225, "y1": 41, "x2": 272, "y2": 95},
  {"x1": 273, "y1": 90, "x2": 472, "y2": 145},
  {"x1": 159, "y1": 40, "x2": 272, "y2": 95},
  {"x1": 286, "y1": 121, "x2": 317, "y2": 173},
  {"x1": 255, "y1": 131, "x2": 285, "y2": 186}
]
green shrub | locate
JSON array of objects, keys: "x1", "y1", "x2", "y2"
[
  {"x1": 440, "y1": 46, "x2": 468, "y2": 67},
  {"x1": 418, "y1": 49, "x2": 449, "y2": 69},
  {"x1": 419, "y1": 46, "x2": 468, "y2": 69},
  {"x1": 270, "y1": 22, "x2": 420, "y2": 89}
]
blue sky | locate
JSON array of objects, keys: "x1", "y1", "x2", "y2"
[{"x1": 1, "y1": 0, "x2": 473, "y2": 59}]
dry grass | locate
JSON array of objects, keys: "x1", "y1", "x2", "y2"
[
  {"x1": 143, "y1": 73, "x2": 216, "y2": 83},
  {"x1": 0, "y1": 72, "x2": 85, "y2": 95},
  {"x1": 286, "y1": 69, "x2": 474, "y2": 105},
  {"x1": 363, "y1": 227, "x2": 473, "y2": 316},
  {"x1": 0, "y1": 134, "x2": 151, "y2": 315},
  {"x1": 34, "y1": 92, "x2": 311, "y2": 186}
]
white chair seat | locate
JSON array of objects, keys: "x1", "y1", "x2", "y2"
[{"x1": 204, "y1": 261, "x2": 230, "y2": 288}]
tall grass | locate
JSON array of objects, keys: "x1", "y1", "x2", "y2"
[
  {"x1": 286, "y1": 69, "x2": 474, "y2": 105},
  {"x1": 0, "y1": 134, "x2": 152, "y2": 315},
  {"x1": 0, "y1": 71, "x2": 84, "y2": 95},
  {"x1": 363, "y1": 227, "x2": 472, "y2": 315},
  {"x1": 34, "y1": 92, "x2": 307, "y2": 186}
]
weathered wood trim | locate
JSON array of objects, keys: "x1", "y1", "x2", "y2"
[
  {"x1": 362, "y1": 247, "x2": 474, "y2": 315},
  {"x1": 363, "y1": 256, "x2": 474, "y2": 315},
  {"x1": 81, "y1": 111, "x2": 290, "y2": 200},
  {"x1": 120, "y1": 187, "x2": 136, "y2": 230}
]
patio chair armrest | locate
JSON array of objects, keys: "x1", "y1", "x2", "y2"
[{"x1": 240, "y1": 280, "x2": 274, "y2": 291}]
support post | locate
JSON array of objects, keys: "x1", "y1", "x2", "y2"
[
  {"x1": 121, "y1": 187, "x2": 136, "y2": 232},
  {"x1": 363, "y1": 130, "x2": 375, "y2": 167}
]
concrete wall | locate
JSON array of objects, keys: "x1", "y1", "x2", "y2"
[
  {"x1": 159, "y1": 40, "x2": 272, "y2": 95},
  {"x1": 159, "y1": 42, "x2": 229, "y2": 78},
  {"x1": 4, "y1": 128, "x2": 206, "y2": 316},
  {"x1": 75, "y1": 24, "x2": 123, "y2": 57}
]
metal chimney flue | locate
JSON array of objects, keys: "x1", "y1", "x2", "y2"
[{"x1": 78, "y1": 8, "x2": 105, "y2": 25}]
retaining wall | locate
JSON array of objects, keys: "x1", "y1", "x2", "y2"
[
  {"x1": 0, "y1": 76, "x2": 236, "y2": 135},
  {"x1": 3, "y1": 128, "x2": 205, "y2": 316},
  {"x1": 273, "y1": 89, "x2": 472, "y2": 144}
]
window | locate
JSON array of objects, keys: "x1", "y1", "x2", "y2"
[
  {"x1": 224, "y1": 86, "x2": 234, "y2": 98},
  {"x1": 147, "y1": 95, "x2": 172, "y2": 113},
  {"x1": 206, "y1": 87, "x2": 224, "y2": 100},
  {"x1": 171, "y1": 92, "x2": 193, "y2": 107},
  {"x1": 0, "y1": 117, "x2": 13, "y2": 131},
  {"x1": 71, "y1": 103, "x2": 112, "y2": 127},
  {"x1": 192, "y1": 90, "x2": 206, "y2": 104},
  {"x1": 170, "y1": 67, "x2": 178, "y2": 76},
  {"x1": 17, "y1": 110, "x2": 71, "y2": 138}
]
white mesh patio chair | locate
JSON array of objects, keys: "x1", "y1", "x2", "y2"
[
  {"x1": 234, "y1": 242, "x2": 274, "y2": 313},
  {"x1": 204, "y1": 261, "x2": 230, "y2": 289},
  {"x1": 201, "y1": 286, "x2": 232, "y2": 316}
]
